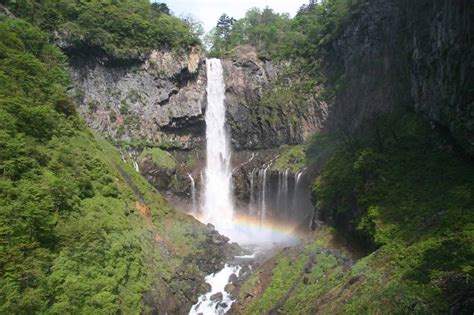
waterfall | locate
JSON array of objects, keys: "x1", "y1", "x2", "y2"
[
  {"x1": 296, "y1": 168, "x2": 306, "y2": 185},
  {"x1": 249, "y1": 169, "x2": 256, "y2": 215},
  {"x1": 277, "y1": 171, "x2": 282, "y2": 210},
  {"x1": 188, "y1": 174, "x2": 196, "y2": 214},
  {"x1": 202, "y1": 58, "x2": 234, "y2": 232},
  {"x1": 261, "y1": 165, "x2": 270, "y2": 221},
  {"x1": 118, "y1": 147, "x2": 127, "y2": 163},
  {"x1": 127, "y1": 148, "x2": 140, "y2": 172}
]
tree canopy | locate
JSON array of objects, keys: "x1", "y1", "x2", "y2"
[
  {"x1": 5, "y1": 0, "x2": 200, "y2": 59},
  {"x1": 206, "y1": 0, "x2": 351, "y2": 66}
]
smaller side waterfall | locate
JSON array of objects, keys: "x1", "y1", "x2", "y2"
[
  {"x1": 188, "y1": 174, "x2": 197, "y2": 214},
  {"x1": 295, "y1": 168, "x2": 306, "y2": 185},
  {"x1": 118, "y1": 147, "x2": 127, "y2": 163},
  {"x1": 127, "y1": 148, "x2": 140, "y2": 172},
  {"x1": 249, "y1": 169, "x2": 256, "y2": 215},
  {"x1": 246, "y1": 165, "x2": 314, "y2": 224},
  {"x1": 261, "y1": 165, "x2": 270, "y2": 221}
]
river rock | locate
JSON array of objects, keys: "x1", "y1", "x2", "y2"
[
  {"x1": 224, "y1": 283, "x2": 238, "y2": 297},
  {"x1": 220, "y1": 302, "x2": 228, "y2": 308},
  {"x1": 210, "y1": 292, "x2": 223, "y2": 303},
  {"x1": 210, "y1": 233, "x2": 230, "y2": 245},
  {"x1": 228, "y1": 274, "x2": 238, "y2": 284}
]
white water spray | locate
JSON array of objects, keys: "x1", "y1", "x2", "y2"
[
  {"x1": 189, "y1": 264, "x2": 241, "y2": 315},
  {"x1": 249, "y1": 169, "x2": 256, "y2": 215},
  {"x1": 202, "y1": 59, "x2": 234, "y2": 233},
  {"x1": 261, "y1": 165, "x2": 270, "y2": 221},
  {"x1": 188, "y1": 173, "x2": 197, "y2": 214}
]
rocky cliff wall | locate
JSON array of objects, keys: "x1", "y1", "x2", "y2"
[
  {"x1": 69, "y1": 43, "x2": 329, "y2": 154},
  {"x1": 406, "y1": 0, "x2": 472, "y2": 154},
  {"x1": 222, "y1": 46, "x2": 328, "y2": 151},
  {"x1": 325, "y1": 0, "x2": 473, "y2": 154},
  {"x1": 69, "y1": 47, "x2": 207, "y2": 150}
]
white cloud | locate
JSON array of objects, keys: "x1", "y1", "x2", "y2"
[{"x1": 162, "y1": 0, "x2": 306, "y2": 32}]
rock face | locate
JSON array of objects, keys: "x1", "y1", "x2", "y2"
[
  {"x1": 222, "y1": 46, "x2": 328, "y2": 151},
  {"x1": 406, "y1": 0, "x2": 473, "y2": 154},
  {"x1": 324, "y1": 0, "x2": 473, "y2": 155},
  {"x1": 69, "y1": 47, "x2": 207, "y2": 149}
]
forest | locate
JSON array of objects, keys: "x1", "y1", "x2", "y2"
[{"x1": 0, "y1": 0, "x2": 472, "y2": 314}]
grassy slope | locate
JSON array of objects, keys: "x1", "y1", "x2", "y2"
[{"x1": 238, "y1": 112, "x2": 474, "y2": 314}]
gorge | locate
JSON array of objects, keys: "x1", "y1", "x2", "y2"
[{"x1": 0, "y1": 0, "x2": 472, "y2": 314}]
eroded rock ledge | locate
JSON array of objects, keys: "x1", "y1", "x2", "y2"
[
  {"x1": 69, "y1": 47, "x2": 207, "y2": 149},
  {"x1": 222, "y1": 45, "x2": 328, "y2": 151}
]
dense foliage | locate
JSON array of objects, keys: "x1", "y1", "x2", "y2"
[
  {"x1": 5, "y1": 0, "x2": 200, "y2": 58},
  {"x1": 207, "y1": 0, "x2": 351, "y2": 66},
  {"x1": 307, "y1": 112, "x2": 474, "y2": 312},
  {"x1": 0, "y1": 17, "x2": 209, "y2": 314},
  {"x1": 239, "y1": 113, "x2": 473, "y2": 314}
]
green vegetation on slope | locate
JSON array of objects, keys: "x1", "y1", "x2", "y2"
[
  {"x1": 239, "y1": 112, "x2": 473, "y2": 314},
  {"x1": 5, "y1": 0, "x2": 200, "y2": 59},
  {"x1": 139, "y1": 147, "x2": 176, "y2": 171},
  {"x1": 307, "y1": 112, "x2": 474, "y2": 312},
  {"x1": 0, "y1": 16, "x2": 213, "y2": 314},
  {"x1": 271, "y1": 145, "x2": 306, "y2": 172}
]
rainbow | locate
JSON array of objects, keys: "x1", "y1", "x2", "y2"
[{"x1": 190, "y1": 212, "x2": 304, "y2": 245}]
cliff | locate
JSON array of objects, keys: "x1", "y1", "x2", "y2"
[
  {"x1": 324, "y1": 0, "x2": 473, "y2": 154},
  {"x1": 223, "y1": 46, "x2": 328, "y2": 150},
  {"x1": 69, "y1": 47, "x2": 207, "y2": 150}
]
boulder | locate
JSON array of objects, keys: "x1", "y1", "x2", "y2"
[{"x1": 210, "y1": 292, "x2": 223, "y2": 303}]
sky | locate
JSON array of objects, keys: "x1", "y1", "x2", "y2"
[{"x1": 161, "y1": 0, "x2": 307, "y2": 33}]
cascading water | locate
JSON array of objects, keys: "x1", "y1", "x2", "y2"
[
  {"x1": 189, "y1": 59, "x2": 240, "y2": 315},
  {"x1": 249, "y1": 169, "x2": 256, "y2": 215},
  {"x1": 127, "y1": 148, "x2": 140, "y2": 172},
  {"x1": 261, "y1": 165, "x2": 269, "y2": 221},
  {"x1": 202, "y1": 58, "x2": 234, "y2": 234},
  {"x1": 188, "y1": 174, "x2": 197, "y2": 214},
  {"x1": 190, "y1": 60, "x2": 310, "y2": 315}
]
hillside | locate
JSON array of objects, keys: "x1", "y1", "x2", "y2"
[{"x1": 0, "y1": 10, "x2": 235, "y2": 315}]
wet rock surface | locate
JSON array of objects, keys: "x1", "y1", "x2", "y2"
[
  {"x1": 210, "y1": 292, "x2": 223, "y2": 303},
  {"x1": 151, "y1": 224, "x2": 244, "y2": 314},
  {"x1": 194, "y1": 224, "x2": 244, "y2": 274}
]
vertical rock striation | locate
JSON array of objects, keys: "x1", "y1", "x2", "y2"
[{"x1": 324, "y1": 0, "x2": 473, "y2": 154}]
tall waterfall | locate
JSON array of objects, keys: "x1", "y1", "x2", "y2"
[{"x1": 202, "y1": 59, "x2": 234, "y2": 232}]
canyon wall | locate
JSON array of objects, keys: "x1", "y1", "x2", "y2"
[
  {"x1": 69, "y1": 47, "x2": 207, "y2": 150},
  {"x1": 324, "y1": 0, "x2": 473, "y2": 154},
  {"x1": 223, "y1": 46, "x2": 328, "y2": 151}
]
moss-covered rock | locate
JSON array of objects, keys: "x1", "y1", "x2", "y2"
[
  {"x1": 271, "y1": 145, "x2": 306, "y2": 172},
  {"x1": 140, "y1": 147, "x2": 176, "y2": 170}
]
